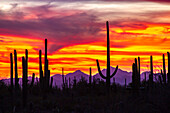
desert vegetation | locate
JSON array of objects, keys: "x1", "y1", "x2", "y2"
[{"x1": 0, "y1": 21, "x2": 169, "y2": 113}]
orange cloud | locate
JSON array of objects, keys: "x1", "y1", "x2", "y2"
[{"x1": 1, "y1": 1, "x2": 170, "y2": 79}]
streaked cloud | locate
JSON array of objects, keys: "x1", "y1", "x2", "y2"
[{"x1": 0, "y1": 0, "x2": 170, "y2": 79}]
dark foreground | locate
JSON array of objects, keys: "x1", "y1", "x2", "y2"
[{"x1": 0, "y1": 79, "x2": 169, "y2": 113}]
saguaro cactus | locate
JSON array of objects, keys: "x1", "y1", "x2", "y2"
[
  {"x1": 44, "y1": 39, "x2": 50, "y2": 89},
  {"x1": 14, "y1": 50, "x2": 19, "y2": 89},
  {"x1": 167, "y1": 52, "x2": 170, "y2": 84},
  {"x1": 138, "y1": 57, "x2": 140, "y2": 86},
  {"x1": 22, "y1": 56, "x2": 27, "y2": 108},
  {"x1": 25, "y1": 49, "x2": 28, "y2": 81},
  {"x1": 132, "y1": 63, "x2": 137, "y2": 91},
  {"x1": 96, "y1": 21, "x2": 118, "y2": 89},
  {"x1": 10, "y1": 53, "x2": 14, "y2": 107},
  {"x1": 44, "y1": 39, "x2": 47, "y2": 77},
  {"x1": 10, "y1": 53, "x2": 13, "y2": 90},
  {"x1": 89, "y1": 67, "x2": 92, "y2": 85},
  {"x1": 132, "y1": 58, "x2": 140, "y2": 91},
  {"x1": 162, "y1": 54, "x2": 166, "y2": 84},
  {"x1": 30, "y1": 73, "x2": 35, "y2": 87},
  {"x1": 39, "y1": 50, "x2": 43, "y2": 87},
  {"x1": 149, "y1": 55, "x2": 153, "y2": 87}
]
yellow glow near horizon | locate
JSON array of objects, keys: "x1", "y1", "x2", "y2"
[{"x1": 0, "y1": 1, "x2": 170, "y2": 79}]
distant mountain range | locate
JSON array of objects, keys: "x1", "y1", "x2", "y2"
[{"x1": 1, "y1": 67, "x2": 161, "y2": 88}]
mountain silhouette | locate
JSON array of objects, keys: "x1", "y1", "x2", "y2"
[
  {"x1": 1, "y1": 67, "x2": 133, "y2": 87},
  {"x1": 93, "y1": 66, "x2": 132, "y2": 85}
]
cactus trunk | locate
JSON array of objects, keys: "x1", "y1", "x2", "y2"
[
  {"x1": 138, "y1": 57, "x2": 140, "y2": 87},
  {"x1": 149, "y1": 55, "x2": 153, "y2": 87},
  {"x1": 44, "y1": 39, "x2": 49, "y2": 89},
  {"x1": 25, "y1": 49, "x2": 28, "y2": 82},
  {"x1": 96, "y1": 21, "x2": 118, "y2": 91},
  {"x1": 162, "y1": 54, "x2": 166, "y2": 84},
  {"x1": 167, "y1": 52, "x2": 170, "y2": 84},
  {"x1": 10, "y1": 53, "x2": 13, "y2": 91},
  {"x1": 22, "y1": 56, "x2": 27, "y2": 108},
  {"x1": 14, "y1": 50, "x2": 19, "y2": 89},
  {"x1": 39, "y1": 50, "x2": 43, "y2": 88},
  {"x1": 10, "y1": 53, "x2": 14, "y2": 107},
  {"x1": 106, "y1": 21, "x2": 110, "y2": 88},
  {"x1": 89, "y1": 67, "x2": 92, "y2": 85}
]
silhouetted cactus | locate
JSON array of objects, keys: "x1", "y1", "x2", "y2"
[
  {"x1": 131, "y1": 57, "x2": 141, "y2": 93},
  {"x1": 160, "y1": 70, "x2": 163, "y2": 85},
  {"x1": 149, "y1": 55, "x2": 153, "y2": 88},
  {"x1": 39, "y1": 50, "x2": 43, "y2": 88},
  {"x1": 10, "y1": 53, "x2": 13, "y2": 91},
  {"x1": 47, "y1": 69, "x2": 50, "y2": 88},
  {"x1": 22, "y1": 56, "x2": 27, "y2": 108},
  {"x1": 89, "y1": 67, "x2": 92, "y2": 85},
  {"x1": 167, "y1": 52, "x2": 170, "y2": 84},
  {"x1": 25, "y1": 49, "x2": 28, "y2": 82},
  {"x1": 96, "y1": 21, "x2": 118, "y2": 91},
  {"x1": 44, "y1": 39, "x2": 50, "y2": 89},
  {"x1": 10, "y1": 53, "x2": 14, "y2": 107},
  {"x1": 162, "y1": 54, "x2": 166, "y2": 84},
  {"x1": 30, "y1": 73, "x2": 35, "y2": 87},
  {"x1": 14, "y1": 50, "x2": 19, "y2": 89},
  {"x1": 132, "y1": 63, "x2": 137, "y2": 91},
  {"x1": 138, "y1": 57, "x2": 141, "y2": 86}
]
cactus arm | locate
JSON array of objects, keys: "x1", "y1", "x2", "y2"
[
  {"x1": 110, "y1": 65, "x2": 118, "y2": 78},
  {"x1": 96, "y1": 59, "x2": 106, "y2": 79}
]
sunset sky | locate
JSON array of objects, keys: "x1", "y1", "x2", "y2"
[{"x1": 1, "y1": 0, "x2": 170, "y2": 79}]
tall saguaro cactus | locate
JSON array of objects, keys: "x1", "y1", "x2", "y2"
[
  {"x1": 39, "y1": 50, "x2": 43, "y2": 88},
  {"x1": 167, "y1": 52, "x2": 170, "y2": 84},
  {"x1": 14, "y1": 50, "x2": 19, "y2": 89},
  {"x1": 89, "y1": 67, "x2": 92, "y2": 85},
  {"x1": 25, "y1": 49, "x2": 28, "y2": 81},
  {"x1": 44, "y1": 39, "x2": 47, "y2": 76},
  {"x1": 162, "y1": 54, "x2": 166, "y2": 84},
  {"x1": 132, "y1": 63, "x2": 137, "y2": 90},
  {"x1": 10, "y1": 53, "x2": 13, "y2": 90},
  {"x1": 10, "y1": 53, "x2": 14, "y2": 107},
  {"x1": 149, "y1": 55, "x2": 153, "y2": 87},
  {"x1": 96, "y1": 21, "x2": 118, "y2": 89},
  {"x1": 44, "y1": 39, "x2": 50, "y2": 89},
  {"x1": 132, "y1": 58, "x2": 140, "y2": 92},
  {"x1": 22, "y1": 56, "x2": 27, "y2": 108},
  {"x1": 138, "y1": 57, "x2": 140, "y2": 86}
]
